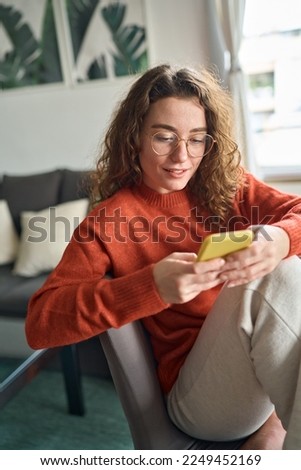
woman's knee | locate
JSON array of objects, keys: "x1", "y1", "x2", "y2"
[{"x1": 246, "y1": 255, "x2": 301, "y2": 305}]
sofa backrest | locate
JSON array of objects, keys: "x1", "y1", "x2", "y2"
[
  {"x1": 59, "y1": 169, "x2": 90, "y2": 203},
  {"x1": 0, "y1": 169, "x2": 90, "y2": 234}
]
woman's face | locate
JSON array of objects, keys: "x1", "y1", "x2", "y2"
[{"x1": 139, "y1": 97, "x2": 207, "y2": 194}]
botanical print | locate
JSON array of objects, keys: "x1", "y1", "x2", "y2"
[
  {"x1": 0, "y1": 0, "x2": 62, "y2": 89},
  {"x1": 67, "y1": 0, "x2": 148, "y2": 81},
  {"x1": 0, "y1": 0, "x2": 148, "y2": 89}
]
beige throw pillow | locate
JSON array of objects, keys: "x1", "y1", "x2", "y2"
[
  {"x1": 13, "y1": 199, "x2": 89, "y2": 276},
  {"x1": 0, "y1": 199, "x2": 19, "y2": 264}
]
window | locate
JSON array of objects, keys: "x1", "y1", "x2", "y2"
[{"x1": 240, "y1": 0, "x2": 301, "y2": 179}]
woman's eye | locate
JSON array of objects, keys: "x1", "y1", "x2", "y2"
[
  {"x1": 155, "y1": 134, "x2": 175, "y2": 142},
  {"x1": 190, "y1": 136, "x2": 205, "y2": 145}
]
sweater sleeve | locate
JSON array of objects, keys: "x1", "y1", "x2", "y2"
[
  {"x1": 239, "y1": 173, "x2": 301, "y2": 256},
  {"x1": 25, "y1": 221, "x2": 168, "y2": 349}
]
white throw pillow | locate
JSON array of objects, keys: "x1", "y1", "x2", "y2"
[
  {"x1": 13, "y1": 199, "x2": 89, "y2": 277},
  {"x1": 0, "y1": 199, "x2": 19, "y2": 264}
]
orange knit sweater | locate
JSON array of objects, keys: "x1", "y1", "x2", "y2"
[{"x1": 26, "y1": 173, "x2": 301, "y2": 393}]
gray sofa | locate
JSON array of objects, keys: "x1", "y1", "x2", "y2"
[
  {"x1": 0, "y1": 168, "x2": 92, "y2": 413},
  {"x1": 0, "y1": 168, "x2": 89, "y2": 317}
]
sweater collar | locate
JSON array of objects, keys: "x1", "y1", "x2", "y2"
[{"x1": 132, "y1": 182, "x2": 191, "y2": 208}]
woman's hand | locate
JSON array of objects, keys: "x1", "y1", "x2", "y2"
[
  {"x1": 153, "y1": 252, "x2": 225, "y2": 304},
  {"x1": 219, "y1": 225, "x2": 290, "y2": 288}
]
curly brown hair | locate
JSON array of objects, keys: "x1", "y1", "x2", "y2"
[{"x1": 90, "y1": 64, "x2": 245, "y2": 222}]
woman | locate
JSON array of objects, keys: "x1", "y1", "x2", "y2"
[{"x1": 26, "y1": 64, "x2": 301, "y2": 449}]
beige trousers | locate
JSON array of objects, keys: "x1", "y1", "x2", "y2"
[{"x1": 167, "y1": 256, "x2": 301, "y2": 449}]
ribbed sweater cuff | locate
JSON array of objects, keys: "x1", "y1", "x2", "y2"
[{"x1": 107, "y1": 265, "x2": 169, "y2": 322}]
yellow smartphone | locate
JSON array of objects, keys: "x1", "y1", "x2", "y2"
[{"x1": 197, "y1": 229, "x2": 254, "y2": 262}]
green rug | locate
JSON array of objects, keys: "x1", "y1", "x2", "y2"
[{"x1": 0, "y1": 368, "x2": 133, "y2": 450}]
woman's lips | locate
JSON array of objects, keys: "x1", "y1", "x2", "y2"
[{"x1": 164, "y1": 168, "x2": 188, "y2": 176}]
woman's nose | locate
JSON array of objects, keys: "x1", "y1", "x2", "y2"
[{"x1": 170, "y1": 140, "x2": 189, "y2": 162}]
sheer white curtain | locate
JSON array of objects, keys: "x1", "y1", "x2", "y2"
[{"x1": 214, "y1": 0, "x2": 258, "y2": 173}]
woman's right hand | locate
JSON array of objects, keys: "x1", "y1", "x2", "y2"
[{"x1": 153, "y1": 252, "x2": 225, "y2": 304}]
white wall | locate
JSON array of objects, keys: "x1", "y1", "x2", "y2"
[{"x1": 0, "y1": 0, "x2": 215, "y2": 176}]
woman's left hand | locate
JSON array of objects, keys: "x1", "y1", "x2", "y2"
[{"x1": 219, "y1": 225, "x2": 290, "y2": 288}]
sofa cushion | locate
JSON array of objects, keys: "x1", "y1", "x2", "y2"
[
  {"x1": 13, "y1": 198, "x2": 89, "y2": 277},
  {"x1": 0, "y1": 264, "x2": 48, "y2": 317},
  {"x1": 2, "y1": 170, "x2": 63, "y2": 234},
  {"x1": 0, "y1": 199, "x2": 19, "y2": 264}
]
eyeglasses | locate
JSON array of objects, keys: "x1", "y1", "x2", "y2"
[{"x1": 150, "y1": 131, "x2": 216, "y2": 158}]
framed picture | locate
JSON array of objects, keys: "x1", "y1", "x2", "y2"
[
  {"x1": 66, "y1": 0, "x2": 148, "y2": 82},
  {"x1": 0, "y1": 0, "x2": 149, "y2": 90},
  {"x1": 0, "y1": 0, "x2": 63, "y2": 89}
]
